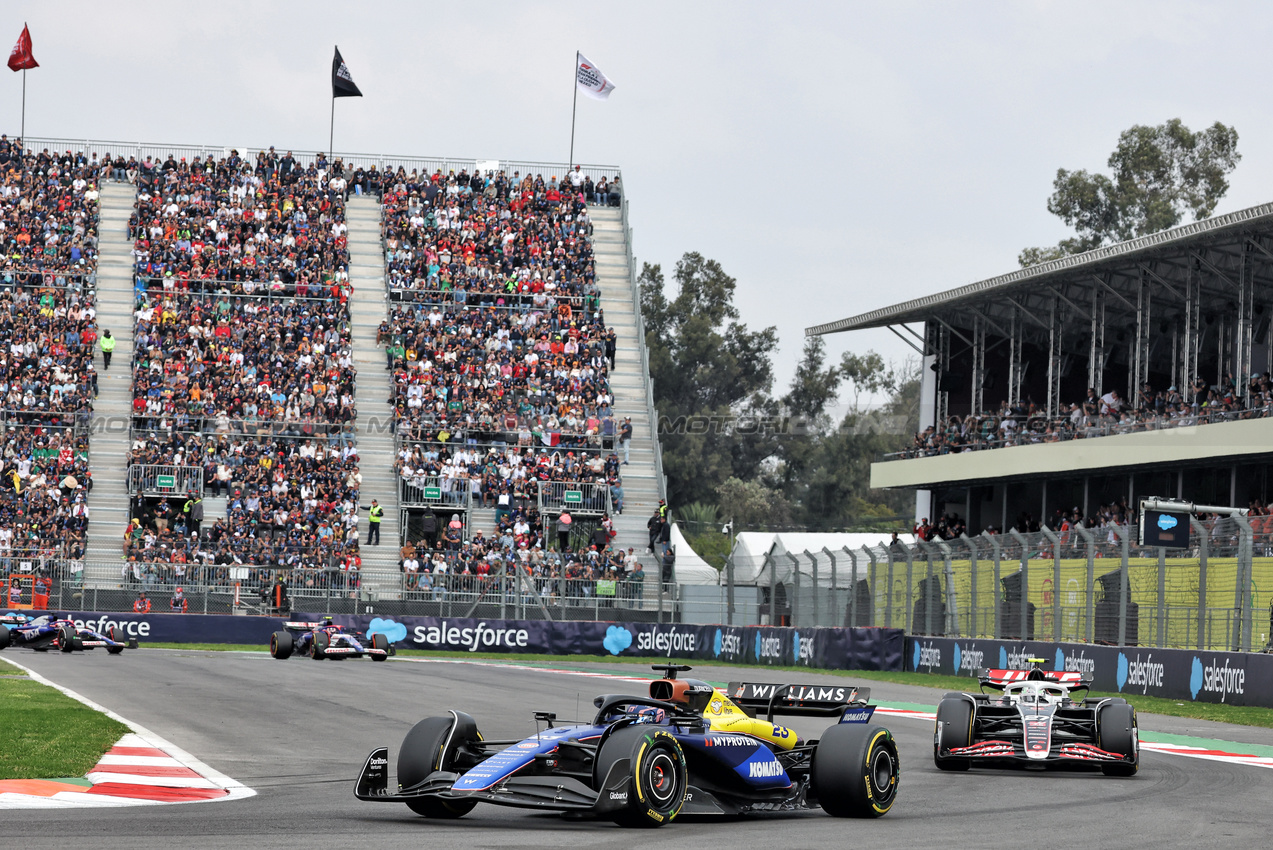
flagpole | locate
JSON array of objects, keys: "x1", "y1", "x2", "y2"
[
  {"x1": 329, "y1": 95, "x2": 335, "y2": 161},
  {"x1": 569, "y1": 50, "x2": 579, "y2": 168}
]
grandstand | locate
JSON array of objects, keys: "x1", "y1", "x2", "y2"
[
  {"x1": 806, "y1": 205, "x2": 1273, "y2": 651},
  {"x1": 0, "y1": 136, "x2": 668, "y2": 617}
]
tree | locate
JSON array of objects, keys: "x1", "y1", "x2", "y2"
[
  {"x1": 1020, "y1": 119, "x2": 1240, "y2": 266},
  {"x1": 640, "y1": 254, "x2": 778, "y2": 507}
]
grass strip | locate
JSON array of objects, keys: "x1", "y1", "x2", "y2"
[
  {"x1": 140, "y1": 644, "x2": 1273, "y2": 729},
  {"x1": 0, "y1": 657, "x2": 28, "y2": 676},
  {"x1": 0, "y1": 674, "x2": 129, "y2": 780}
]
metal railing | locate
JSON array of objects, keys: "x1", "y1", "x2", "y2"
[
  {"x1": 620, "y1": 197, "x2": 668, "y2": 503},
  {"x1": 0, "y1": 268, "x2": 96, "y2": 291},
  {"x1": 539, "y1": 481, "x2": 613, "y2": 516},
  {"x1": 714, "y1": 518, "x2": 1272, "y2": 652},
  {"x1": 24, "y1": 135, "x2": 622, "y2": 185},
  {"x1": 132, "y1": 278, "x2": 349, "y2": 305},
  {"x1": 399, "y1": 475, "x2": 473, "y2": 508},
  {"x1": 126, "y1": 464, "x2": 204, "y2": 495}
]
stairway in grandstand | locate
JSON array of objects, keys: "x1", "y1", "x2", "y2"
[
  {"x1": 83, "y1": 180, "x2": 139, "y2": 583},
  {"x1": 345, "y1": 194, "x2": 401, "y2": 594},
  {"x1": 591, "y1": 206, "x2": 668, "y2": 597}
]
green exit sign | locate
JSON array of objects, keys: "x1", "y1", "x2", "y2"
[
  {"x1": 423, "y1": 486, "x2": 442, "y2": 500},
  {"x1": 564, "y1": 490, "x2": 583, "y2": 504},
  {"x1": 156, "y1": 474, "x2": 176, "y2": 489}
]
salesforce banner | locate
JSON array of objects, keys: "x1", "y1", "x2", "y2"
[
  {"x1": 905, "y1": 635, "x2": 1273, "y2": 708},
  {"x1": 47, "y1": 611, "x2": 286, "y2": 644},
  {"x1": 303, "y1": 613, "x2": 904, "y2": 671}
]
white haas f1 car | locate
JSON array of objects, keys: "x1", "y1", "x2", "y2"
[
  {"x1": 934, "y1": 658, "x2": 1138, "y2": 776},
  {"x1": 269, "y1": 618, "x2": 392, "y2": 661}
]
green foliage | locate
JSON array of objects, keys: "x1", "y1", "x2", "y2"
[
  {"x1": 1021, "y1": 119, "x2": 1241, "y2": 266},
  {"x1": 716, "y1": 476, "x2": 793, "y2": 528},
  {"x1": 0, "y1": 678, "x2": 129, "y2": 780},
  {"x1": 640, "y1": 256, "x2": 778, "y2": 507},
  {"x1": 682, "y1": 530, "x2": 730, "y2": 569}
]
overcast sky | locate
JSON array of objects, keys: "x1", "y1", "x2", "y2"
[{"x1": 12, "y1": 1, "x2": 1273, "y2": 401}]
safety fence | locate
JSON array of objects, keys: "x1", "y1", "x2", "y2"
[
  {"x1": 7, "y1": 561, "x2": 677, "y2": 623},
  {"x1": 721, "y1": 517, "x2": 1273, "y2": 652}
]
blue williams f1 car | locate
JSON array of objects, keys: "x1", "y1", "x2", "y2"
[
  {"x1": 355, "y1": 664, "x2": 899, "y2": 826},
  {"x1": 0, "y1": 612, "x2": 139, "y2": 654},
  {"x1": 269, "y1": 618, "x2": 391, "y2": 661},
  {"x1": 934, "y1": 658, "x2": 1138, "y2": 776}
]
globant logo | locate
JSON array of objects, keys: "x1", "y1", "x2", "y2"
[
  {"x1": 603, "y1": 625, "x2": 633, "y2": 655},
  {"x1": 1191, "y1": 655, "x2": 1245, "y2": 702},
  {"x1": 1116, "y1": 651, "x2": 1164, "y2": 694},
  {"x1": 793, "y1": 631, "x2": 814, "y2": 664}
]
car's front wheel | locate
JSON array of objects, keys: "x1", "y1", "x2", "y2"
[
  {"x1": 593, "y1": 725, "x2": 688, "y2": 828},
  {"x1": 312, "y1": 631, "x2": 329, "y2": 660},
  {"x1": 370, "y1": 632, "x2": 389, "y2": 660},
  {"x1": 106, "y1": 626, "x2": 124, "y2": 655},
  {"x1": 398, "y1": 715, "x2": 481, "y2": 818},
  {"x1": 812, "y1": 723, "x2": 899, "y2": 817},
  {"x1": 934, "y1": 697, "x2": 973, "y2": 771},
  {"x1": 1098, "y1": 703, "x2": 1139, "y2": 776}
]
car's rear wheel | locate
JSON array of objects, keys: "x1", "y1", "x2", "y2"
[
  {"x1": 398, "y1": 715, "x2": 480, "y2": 818},
  {"x1": 593, "y1": 724, "x2": 687, "y2": 827},
  {"x1": 1098, "y1": 703, "x2": 1139, "y2": 776},
  {"x1": 0, "y1": 624, "x2": 10, "y2": 650},
  {"x1": 934, "y1": 697, "x2": 973, "y2": 771},
  {"x1": 812, "y1": 723, "x2": 899, "y2": 817},
  {"x1": 270, "y1": 631, "x2": 293, "y2": 659},
  {"x1": 106, "y1": 626, "x2": 124, "y2": 654},
  {"x1": 370, "y1": 632, "x2": 389, "y2": 660},
  {"x1": 312, "y1": 631, "x2": 329, "y2": 660}
]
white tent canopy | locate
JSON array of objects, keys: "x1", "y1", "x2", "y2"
[
  {"x1": 727, "y1": 532, "x2": 902, "y2": 586},
  {"x1": 669, "y1": 523, "x2": 721, "y2": 585}
]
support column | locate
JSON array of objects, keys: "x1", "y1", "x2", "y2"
[
  {"x1": 1046, "y1": 296, "x2": 1062, "y2": 418},
  {"x1": 1238, "y1": 244, "x2": 1253, "y2": 403},
  {"x1": 1008, "y1": 307, "x2": 1023, "y2": 407},
  {"x1": 1184, "y1": 262, "x2": 1200, "y2": 402},
  {"x1": 971, "y1": 314, "x2": 985, "y2": 416},
  {"x1": 1131, "y1": 270, "x2": 1150, "y2": 407},
  {"x1": 1089, "y1": 285, "x2": 1106, "y2": 397}
]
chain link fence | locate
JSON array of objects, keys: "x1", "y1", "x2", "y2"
[{"x1": 714, "y1": 518, "x2": 1272, "y2": 652}]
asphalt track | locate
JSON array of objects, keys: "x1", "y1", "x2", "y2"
[{"x1": 6, "y1": 650, "x2": 1273, "y2": 849}]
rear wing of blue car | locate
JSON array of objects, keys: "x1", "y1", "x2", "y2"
[{"x1": 726, "y1": 682, "x2": 874, "y2": 722}]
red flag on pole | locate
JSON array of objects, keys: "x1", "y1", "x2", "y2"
[{"x1": 8, "y1": 24, "x2": 37, "y2": 72}]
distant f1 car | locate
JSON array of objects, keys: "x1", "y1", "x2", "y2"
[
  {"x1": 355, "y1": 664, "x2": 899, "y2": 826},
  {"x1": 933, "y1": 658, "x2": 1138, "y2": 776},
  {"x1": 0, "y1": 612, "x2": 139, "y2": 654},
  {"x1": 269, "y1": 618, "x2": 392, "y2": 661}
]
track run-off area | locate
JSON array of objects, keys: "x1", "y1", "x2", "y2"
[{"x1": 5, "y1": 649, "x2": 1272, "y2": 849}]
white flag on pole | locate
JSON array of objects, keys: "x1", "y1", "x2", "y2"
[{"x1": 576, "y1": 53, "x2": 616, "y2": 100}]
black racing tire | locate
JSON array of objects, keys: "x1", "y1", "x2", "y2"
[
  {"x1": 934, "y1": 697, "x2": 973, "y2": 771},
  {"x1": 1098, "y1": 703, "x2": 1139, "y2": 777},
  {"x1": 312, "y1": 630, "x2": 329, "y2": 660},
  {"x1": 0, "y1": 624, "x2": 9, "y2": 650},
  {"x1": 58, "y1": 624, "x2": 78, "y2": 653},
  {"x1": 812, "y1": 723, "x2": 899, "y2": 818},
  {"x1": 593, "y1": 725, "x2": 688, "y2": 828},
  {"x1": 270, "y1": 631, "x2": 294, "y2": 660},
  {"x1": 370, "y1": 632, "x2": 389, "y2": 660},
  {"x1": 398, "y1": 716, "x2": 479, "y2": 818},
  {"x1": 106, "y1": 626, "x2": 124, "y2": 655}
]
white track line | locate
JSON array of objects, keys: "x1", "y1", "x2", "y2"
[{"x1": 0, "y1": 656, "x2": 255, "y2": 809}]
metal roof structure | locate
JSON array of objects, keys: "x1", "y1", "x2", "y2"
[{"x1": 807, "y1": 201, "x2": 1273, "y2": 340}]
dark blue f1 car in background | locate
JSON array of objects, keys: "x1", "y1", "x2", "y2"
[
  {"x1": 355, "y1": 664, "x2": 899, "y2": 826},
  {"x1": 0, "y1": 612, "x2": 139, "y2": 654}
]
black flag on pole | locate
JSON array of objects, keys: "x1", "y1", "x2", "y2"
[{"x1": 332, "y1": 47, "x2": 362, "y2": 98}]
